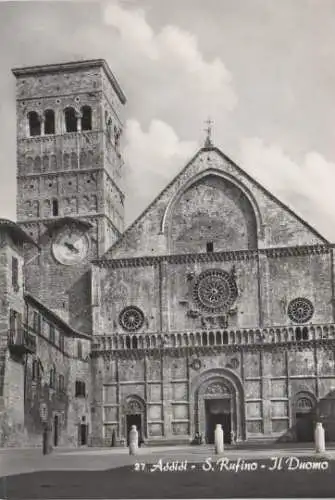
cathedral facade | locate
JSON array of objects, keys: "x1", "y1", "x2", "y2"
[{"x1": 1, "y1": 59, "x2": 335, "y2": 447}]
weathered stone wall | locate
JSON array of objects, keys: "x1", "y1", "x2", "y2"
[
  {"x1": 0, "y1": 233, "x2": 26, "y2": 446},
  {"x1": 94, "y1": 264, "x2": 159, "y2": 335},
  {"x1": 265, "y1": 251, "x2": 333, "y2": 326},
  {"x1": 21, "y1": 302, "x2": 91, "y2": 447},
  {"x1": 22, "y1": 223, "x2": 95, "y2": 331},
  {"x1": 169, "y1": 175, "x2": 257, "y2": 254},
  {"x1": 17, "y1": 163, "x2": 102, "y2": 221},
  {"x1": 94, "y1": 248, "x2": 331, "y2": 335},
  {"x1": 92, "y1": 344, "x2": 335, "y2": 446}
]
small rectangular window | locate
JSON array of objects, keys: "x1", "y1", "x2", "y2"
[
  {"x1": 49, "y1": 367, "x2": 56, "y2": 389},
  {"x1": 33, "y1": 312, "x2": 41, "y2": 334},
  {"x1": 206, "y1": 241, "x2": 214, "y2": 253},
  {"x1": 9, "y1": 309, "x2": 17, "y2": 344},
  {"x1": 32, "y1": 359, "x2": 39, "y2": 381},
  {"x1": 49, "y1": 324, "x2": 55, "y2": 344},
  {"x1": 59, "y1": 333, "x2": 65, "y2": 352},
  {"x1": 52, "y1": 199, "x2": 59, "y2": 216},
  {"x1": 75, "y1": 380, "x2": 86, "y2": 397},
  {"x1": 59, "y1": 374, "x2": 65, "y2": 392},
  {"x1": 12, "y1": 257, "x2": 19, "y2": 290}
]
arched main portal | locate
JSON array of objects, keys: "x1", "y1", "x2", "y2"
[
  {"x1": 191, "y1": 368, "x2": 246, "y2": 444},
  {"x1": 123, "y1": 395, "x2": 146, "y2": 445}
]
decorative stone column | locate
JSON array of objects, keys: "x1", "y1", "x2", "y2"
[
  {"x1": 261, "y1": 349, "x2": 272, "y2": 435},
  {"x1": 76, "y1": 112, "x2": 82, "y2": 132}
]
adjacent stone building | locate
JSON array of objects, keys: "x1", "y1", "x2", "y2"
[{"x1": 0, "y1": 58, "x2": 335, "y2": 447}]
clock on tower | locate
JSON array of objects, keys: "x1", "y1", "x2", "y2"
[{"x1": 52, "y1": 227, "x2": 89, "y2": 266}]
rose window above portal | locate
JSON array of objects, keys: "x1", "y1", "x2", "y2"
[
  {"x1": 193, "y1": 269, "x2": 238, "y2": 313},
  {"x1": 287, "y1": 297, "x2": 314, "y2": 324},
  {"x1": 119, "y1": 306, "x2": 145, "y2": 332}
]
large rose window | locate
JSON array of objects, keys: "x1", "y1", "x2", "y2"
[
  {"x1": 287, "y1": 298, "x2": 314, "y2": 324},
  {"x1": 119, "y1": 306, "x2": 145, "y2": 332},
  {"x1": 193, "y1": 269, "x2": 238, "y2": 313}
]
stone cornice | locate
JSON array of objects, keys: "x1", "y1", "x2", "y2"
[
  {"x1": 264, "y1": 245, "x2": 330, "y2": 258},
  {"x1": 15, "y1": 90, "x2": 103, "y2": 103},
  {"x1": 93, "y1": 244, "x2": 331, "y2": 268},
  {"x1": 18, "y1": 213, "x2": 121, "y2": 237},
  {"x1": 18, "y1": 129, "x2": 102, "y2": 145},
  {"x1": 12, "y1": 59, "x2": 127, "y2": 104}
]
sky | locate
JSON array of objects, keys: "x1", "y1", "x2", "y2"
[{"x1": 0, "y1": 0, "x2": 335, "y2": 239}]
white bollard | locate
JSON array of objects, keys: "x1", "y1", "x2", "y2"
[
  {"x1": 315, "y1": 422, "x2": 326, "y2": 454},
  {"x1": 214, "y1": 424, "x2": 224, "y2": 454},
  {"x1": 129, "y1": 425, "x2": 139, "y2": 456}
]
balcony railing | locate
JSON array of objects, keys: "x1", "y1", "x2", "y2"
[
  {"x1": 91, "y1": 324, "x2": 335, "y2": 352},
  {"x1": 8, "y1": 326, "x2": 37, "y2": 356}
]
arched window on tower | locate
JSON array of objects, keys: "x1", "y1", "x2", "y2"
[
  {"x1": 28, "y1": 111, "x2": 41, "y2": 136},
  {"x1": 44, "y1": 109, "x2": 55, "y2": 135},
  {"x1": 81, "y1": 106, "x2": 92, "y2": 131},
  {"x1": 64, "y1": 107, "x2": 77, "y2": 133}
]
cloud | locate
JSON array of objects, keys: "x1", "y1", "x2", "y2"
[
  {"x1": 103, "y1": 2, "x2": 237, "y2": 110},
  {"x1": 103, "y1": 3, "x2": 157, "y2": 59},
  {"x1": 123, "y1": 119, "x2": 197, "y2": 222},
  {"x1": 238, "y1": 137, "x2": 335, "y2": 240}
]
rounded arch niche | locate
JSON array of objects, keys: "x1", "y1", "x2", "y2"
[
  {"x1": 163, "y1": 170, "x2": 261, "y2": 255},
  {"x1": 292, "y1": 390, "x2": 316, "y2": 443},
  {"x1": 190, "y1": 368, "x2": 246, "y2": 443},
  {"x1": 122, "y1": 395, "x2": 147, "y2": 443}
]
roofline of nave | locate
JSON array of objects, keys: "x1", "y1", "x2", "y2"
[{"x1": 101, "y1": 146, "x2": 329, "y2": 259}]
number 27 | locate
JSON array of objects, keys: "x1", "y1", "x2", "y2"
[{"x1": 134, "y1": 462, "x2": 145, "y2": 471}]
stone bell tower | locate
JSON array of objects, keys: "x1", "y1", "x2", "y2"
[
  {"x1": 13, "y1": 59, "x2": 126, "y2": 256},
  {"x1": 11, "y1": 60, "x2": 127, "y2": 329}
]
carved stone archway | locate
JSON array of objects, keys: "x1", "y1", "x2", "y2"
[
  {"x1": 292, "y1": 391, "x2": 316, "y2": 443},
  {"x1": 122, "y1": 395, "x2": 146, "y2": 441},
  {"x1": 293, "y1": 390, "x2": 316, "y2": 416},
  {"x1": 190, "y1": 368, "x2": 246, "y2": 443}
]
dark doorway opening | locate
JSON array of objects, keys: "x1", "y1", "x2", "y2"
[
  {"x1": 126, "y1": 414, "x2": 142, "y2": 446},
  {"x1": 53, "y1": 415, "x2": 59, "y2": 447},
  {"x1": 295, "y1": 411, "x2": 314, "y2": 442},
  {"x1": 80, "y1": 424, "x2": 88, "y2": 445},
  {"x1": 205, "y1": 399, "x2": 231, "y2": 444}
]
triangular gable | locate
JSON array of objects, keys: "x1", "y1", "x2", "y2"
[{"x1": 101, "y1": 146, "x2": 329, "y2": 260}]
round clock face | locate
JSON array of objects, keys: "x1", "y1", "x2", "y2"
[{"x1": 52, "y1": 229, "x2": 89, "y2": 265}]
